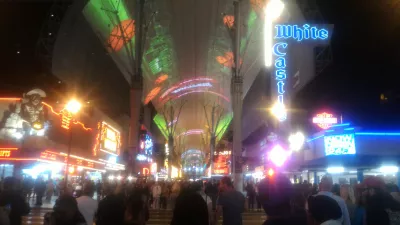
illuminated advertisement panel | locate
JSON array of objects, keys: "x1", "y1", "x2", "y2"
[
  {"x1": 39, "y1": 150, "x2": 104, "y2": 170},
  {"x1": 324, "y1": 134, "x2": 356, "y2": 156},
  {"x1": 312, "y1": 112, "x2": 338, "y2": 129},
  {"x1": 268, "y1": 24, "x2": 332, "y2": 122},
  {"x1": 99, "y1": 122, "x2": 121, "y2": 156},
  {"x1": 213, "y1": 151, "x2": 231, "y2": 175},
  {"x1": 0, "y1": 148, "x2": 18, "y2": 159}
]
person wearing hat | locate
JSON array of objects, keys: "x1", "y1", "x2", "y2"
[
  {"x1": 306, "y1": 195, "x2": 342, "y2": 225},
  {"x1": 362, "y1": 176, "x2": 400, "y2": 225}
]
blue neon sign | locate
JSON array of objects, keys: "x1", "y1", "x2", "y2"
[{"x1": 272, "y1": 24, "x2": 330, "y2": 121}]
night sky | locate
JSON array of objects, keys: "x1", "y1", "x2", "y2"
[{"x1": 1, "y1": 0, "x2": 400, "y2": 130}]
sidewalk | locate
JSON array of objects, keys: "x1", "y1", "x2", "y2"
[
  {"x1": 27, "y1": 195, "x2": 57, "y2": 209},
  {"x1": 27, "y1": 194, "x2": 101, "y2": 209}
]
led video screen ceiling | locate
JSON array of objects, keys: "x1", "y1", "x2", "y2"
[{"x1": 82, "y1": 0, "x2": 306, "y2": 151}]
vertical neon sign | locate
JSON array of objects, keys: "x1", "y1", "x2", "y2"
[{"x1": 272, "y1": 24, "x2": 329, "y2": 121}]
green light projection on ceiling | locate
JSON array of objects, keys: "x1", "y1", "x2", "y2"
[
  {"x1": 215, "y1": 112, "x2": 233, "y2": 141},
  {"x1": 153, "y1": 113, "x2": 169, "y2": 139},
  {"x1": 83, "y1": 0, "x2": 134, "y2": 56},
  {"x1": 83, "y1": 0, "x2": 176, "y2": 84}
]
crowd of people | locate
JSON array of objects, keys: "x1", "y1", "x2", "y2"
[{"x1": 0, "y1": 174, "x2": 400, "y2": 225}]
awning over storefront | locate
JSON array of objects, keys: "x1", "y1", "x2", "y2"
[{"x1": 301, "y1": 154, "x2": 400, "y2": 170}]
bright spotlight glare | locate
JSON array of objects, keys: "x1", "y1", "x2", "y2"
[
  {"x1": 65, "y1": 99, "x2": 82, "y2": 114},
  {"x1": 327, "y1": 167, "x2": 344, "y2": 174},
  {"x1": 289, "y1": 132, "x2": 305, "y2": 151},
  {"x1": 117, "y1": 175, "x2": 122, "y2": 180},
  {"x1": 128, "y1": 176, "x2": 133, "y2": 181},
  {"x1": 108, "y1": 175, "x2": 114, "y2": 180},
  {"x1": 268, "y1": 145, "x2": 289, "y2": 167},
  {"x1": 264, "y1": 0, "x2": 285, "y2": 67},
  {"x1": 266, "y1": 0, "x2": 285, "y2": 20},
  {"x1": 380, "y1": 166, "x2": 399, "y2": 173},
  {"x1": 271, "y1": 102, "x2": 287, "y2": 121}
]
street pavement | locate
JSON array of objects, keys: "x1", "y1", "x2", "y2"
[{"x1": 22, "y1": 209, "x2": 267, "y2": 225}]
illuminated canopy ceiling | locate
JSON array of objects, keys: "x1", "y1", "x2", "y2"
[{"x1": 82, "y1": 0, "x2": 264, "y2": 153}]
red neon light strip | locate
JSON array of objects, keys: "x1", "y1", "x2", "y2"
[{"x1": 0, "y1": 158, "x2": 36, "y2": 161}]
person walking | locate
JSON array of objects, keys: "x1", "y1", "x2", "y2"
[
  {"x1": 46, "y1": 179, "x2": 55, "y2": 203},
  {"x1": 216, "y1": 177, "x2": 245, "y2": 225},
  {"x1": 34, "y1": 177, "x2": 46, "y2": 206},
  {"x1": 152, "y1": 182, "x2": 161, "y2": 210},
  {"x1": 76, "y1": 182, "x2": 98, "y2": 225},
  {"x1": 317, "y1": 175, "x2": 351, "y2": 225}
]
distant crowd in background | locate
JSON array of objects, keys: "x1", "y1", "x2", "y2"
[{"x1": 0, "y1": 174, "x2": 400, "y2": 225}]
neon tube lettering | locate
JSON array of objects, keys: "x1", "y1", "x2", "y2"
[{"x1": 275, "y1": 24, "x2": 329, "y2": 41}]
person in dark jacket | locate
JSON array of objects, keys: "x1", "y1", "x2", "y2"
[
  {"x1": 34, "y1": 177, "x2": 46, "y2": 206},
  {"x1": 0, "y1": 177, "x2": 30, "y2": 225},
  {"x1": 259, "y1": 173, "x2": 307, "y2": 225},
  {"x1": 44, "y1": 195, "x2": 86, "y2": 225},
  {"x1": 171, "y1": 184, "x2": 209, "y2": 225},
  {"x1": 96, "y1": 193, "x2": 126, "y2": 225}
]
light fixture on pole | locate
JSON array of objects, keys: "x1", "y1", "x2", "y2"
[
  {"x1": 270, "y1": 101, "x2": 287, "y2": 121},
  {"x1": 64, "y1": 99, "x2": 82, "y2": 184},
  {"x1": 264, "y1": 0, "x2": 285, "y2": 67}
]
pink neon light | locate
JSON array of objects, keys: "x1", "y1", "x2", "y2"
[
  {"x1": 160, "y1": 77, "x2": 214, "y2": 99},
  {"x1": 179, "y1": 129, "x2": 204, "y2": 137},
  {"x1": 268, "y1": 145, "x2": 289, "y2": 167},
  {"x1": 174, "y1": 90, "x2": 230, "y2": 102}
]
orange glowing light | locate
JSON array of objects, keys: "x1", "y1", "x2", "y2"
[
  {"x1": 155, "y1": 74, "x2": 168, "y2": 85},
  {"x1": 144, "y1": 87, "x2": 161, "y2": 105},
  {"x1": 268, "y1": 168, "x2": 274, "y2": 177},
  {"x1": 61, "y1": 110, "x2": 72, "y2": 130},
  {"x1": 0, "y1": 151, "x2": 11, "y2": 157},
  {"x1": 250, "y1": 0, "x2": 266, "y2": 17},
  {"x1": 216, "y1": 52, "x2": 243, "y2": 68},
  {"x1": 42, "y1": 102, "x2": 92, "y2": 131},
  {"x1": 142, "y1": 168, "x2": 150, "y2": 175},
  {"x1": 0, "y1": 148, "x2": 18, "y2": 150},
  {"x1": 223, "y1": 15, "x2": 235, "y2": 28},
  {"x1": 0, "y1": 98, "x2": 21, "y2": 101},
  {"x1": 312, "y1": 112, "x2": 338, "y2": 129},
  {"x1": 0, "y1": 158, "x2": 36, "y2": 161},
  {"x1": 93, "y1": 122, "x2": 101, "y2": 156},
  {"x1": 108, "y1": 19, "x2": 135, "y2": 52}
]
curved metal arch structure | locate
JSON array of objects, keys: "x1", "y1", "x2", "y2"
[{"x1": 54, "y1": 0, "x2": 269, "y2": 158}]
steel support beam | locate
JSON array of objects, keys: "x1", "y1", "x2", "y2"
[
  {"x1": 231, "y1": 0, "x2": 243, "y2": 192},
  {"x1": 129, "y1": 0, "x2": 146, "y2": 172}
]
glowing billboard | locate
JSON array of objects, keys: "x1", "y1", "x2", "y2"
[
  {"x1": 99, "y1": 122, "x2": 121, "y2": 156},
  {"x1": 270, "y1": 24, "x2": 331, "y2": 122},
  {"x1": 324, "y1": 134, "x2": 356, "y2": 156},
  {"x1": 312, "y1": 112, "x2": 338, "y2": 129}
]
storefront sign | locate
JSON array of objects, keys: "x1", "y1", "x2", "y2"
[
  {"x1": 100, "y1": 122, "x2": 121, "y2": 155},
  {"x1": 40, "y1": 150, "x2": 96, "y2": 169},
  {"x1": 0, "y1": 151, "x2": 11, "y2": 157},
  {"x1": 272, "y1": 25, "x2": 330, "y2": 122},
  {"x1": 213, "y1": 153, "x2": 230, "y2": 175},
  {"x1": 312, "y1": 112, "x2": 338, "y2": 129}
]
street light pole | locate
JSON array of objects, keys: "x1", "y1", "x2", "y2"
[
  {"x1": 64, "y1": 124, "x2": 73, "y2": 183},
  {"x1": 63, "y1": 99, "x2": 81, "y2": 186}
]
